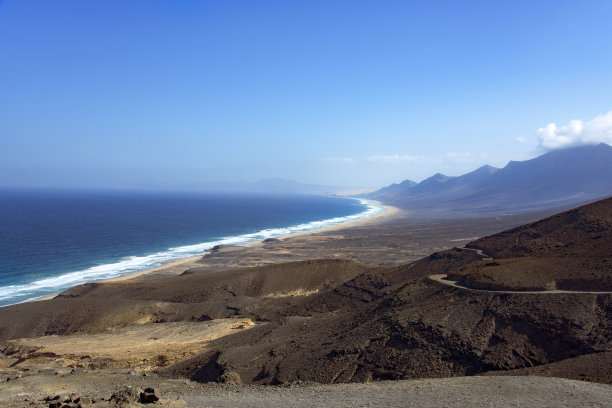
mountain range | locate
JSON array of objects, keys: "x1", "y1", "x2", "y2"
[{"x1": 366, "y1": 143, "x2": 612, "y2": 215}]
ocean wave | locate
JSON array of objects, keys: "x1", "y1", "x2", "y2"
[{"x1": 0, "y1": 198, "x2": 383, "y2": 306}]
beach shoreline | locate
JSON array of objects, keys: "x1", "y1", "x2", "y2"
[
  {"x1": 26, "y1": 201, "x2": 399, "y2": 303},
  {"x1": 110, "y1": 202, "x2": 399, "y2": 281},
  {"x1": 4, "y1": 202, "x2": 607, "y2": 400}
]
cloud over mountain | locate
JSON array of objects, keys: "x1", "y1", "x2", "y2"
[
  {"x1": 537, "y1": 111, "x2": 612, "y2": 150},
  {"x1": 366, "y1": 143, "x2": 612, "y2": 215}
]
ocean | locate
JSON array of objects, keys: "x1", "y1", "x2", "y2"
[{"x1": 0, "y1": 190, "x2": 382, "y2": 307}]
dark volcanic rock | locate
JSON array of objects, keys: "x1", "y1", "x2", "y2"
[
  {"x1": 451, "y1": 196, "x2": 612, "y2": 290},
  {"x1": 488, "y1": 351, "x2": 612, "y2": 384},
  {"x1": 110, "y1": 386, "x2": 141, "y2": 405},
  {"x1": 140, "y1": 387, "x2": 160, "y2": 403},
  {"x1": 167, "y1": 278, "x2": 610, "y2": 384},
  {"x1": 165, "y1": 199, "x2": 612, "y2": 384},
  {"x1": 263, "y1": 238, "x2": 281, "y2": 244}
]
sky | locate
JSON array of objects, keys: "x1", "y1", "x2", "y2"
[{"x1": 1, "y1": 0, "x2": 612, "y2": 191}]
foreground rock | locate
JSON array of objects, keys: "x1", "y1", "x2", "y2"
[
  {"x1": 0, "y1": 374, "x2": 609, "y2": 407},
  {"x1": 139, "y1": 387, "x2": 160, "y2": 403},
  {"x1": 110, "y1": 386, "x2": 141, "y2": 405}
]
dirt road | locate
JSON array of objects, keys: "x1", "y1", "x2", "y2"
[{"x1": 429, "y1": 274, "x2": 612, "y2": 294}]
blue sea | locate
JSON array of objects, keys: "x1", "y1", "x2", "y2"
[{"x1": 0, "y1": 190, "x2": 382, "y2": 307}]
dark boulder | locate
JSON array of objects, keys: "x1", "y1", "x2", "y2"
[{"x1": 140, "y1": 387, "x2": 160, "y2": 403}]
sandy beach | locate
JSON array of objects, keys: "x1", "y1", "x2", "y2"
[
  {"x1": 26, "y1": 201, "x2": 397, "y2": 302},
  {"x1": 106, "y1": 202, "x2": 400, "y2": 281},
  {"x1": 97, "y1": 202, "x2": 562, "y2": 283}
]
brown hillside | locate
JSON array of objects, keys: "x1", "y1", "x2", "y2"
[
  {"x1": 1, "y1": 199, "x2": 610, "y2": 386},
  {"x1": 165, "y1": 199, "x2": 612, "y2": 383},
  {"x1": 166, "y1": 267, "x2": 610, "y2": 384},
  {"x1": 448, "y1": 197, "x2": 612, "y2": 291},
  {"x1": 0, "y1": 259, "x2": 370, "y2": 340}
]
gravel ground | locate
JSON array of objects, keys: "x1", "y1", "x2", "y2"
[
  {"x1": 1, "y1": 371, "x2": 610, "y2": 407},
  {"x1": 178, "y1": 376, "x2": 612, "y2": 408}
]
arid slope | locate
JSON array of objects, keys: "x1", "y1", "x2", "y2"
[
  {"x1": 449, "y1": 196, "x2": 612, "y2": 290},
  {"x1": 0, "y1": 199, "x2": 610, "y2": 388}
]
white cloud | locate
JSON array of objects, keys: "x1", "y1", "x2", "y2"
[
  {"x1": 537, "y1": 111, "x2": 612, "y2": 150},
  {"x1": 366, "y1": 152, "x2": 493, "y2": 165},
  {"x1": 515, "y1": 136, "x2": 526, "y2": 143},
  {"x1": 367, "y1": 155, "x2": 430, "y2": 163},
  {"x1": 324, "y1": 157, "x2": 355, "y2": 164},
  {"x1": 322, "y1": 152, "x2": 498, "y2": 174}
]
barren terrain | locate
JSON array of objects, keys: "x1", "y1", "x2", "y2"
[
  {"x1": 1, "y1": 372, "x2": 610, "y2": 407},
  {"x1": 0, "y1": 200, "x2": 610, "y2": 406}
]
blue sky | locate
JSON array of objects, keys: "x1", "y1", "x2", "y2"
[{"x1": 1, "y1": 0, "x2": 612, "y2": 190}]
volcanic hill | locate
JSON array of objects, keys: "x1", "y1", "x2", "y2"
[{"x1": 0, "y1": 198, "x2": 611, "y2": 386}]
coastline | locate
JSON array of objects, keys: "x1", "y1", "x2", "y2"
[
  {"x1": 4, "y1": 201, "x2": 611, "y2": 402},
  {"x1": 111, "y1": 202, "x2": 399, "y2": 281},
  {"x1": 245, "y1": 202, "x2": 398, "y2": 245},
  {"x1": 27, "y1": 201, "x2": 399, "y2": 303}
]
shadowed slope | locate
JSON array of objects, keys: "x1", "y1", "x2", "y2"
[
  {"x1": 166, "y1": 269, "x2": 610, "y2": 384},
  {"x1": 166, "y1": 199, "x2": 612, "y2": 384},
  {"x1": 449, "y1": 197, "x2": 612, "y2": 290},
  {"x1": 1, "y1": 199, "x2": 610, "y2": 386}
]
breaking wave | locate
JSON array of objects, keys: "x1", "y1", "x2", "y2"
[{"x1": 0, "y1": 198, "x2": 383, "y2": 306}]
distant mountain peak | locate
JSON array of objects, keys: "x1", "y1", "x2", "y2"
[
  {"x1": 475, "y1": 165, "x2": 499, "y2": 174},
  {"x1": 366, "y1": 143, "x2": 612, "y2": 215},
  {"x1": 394, "y1": 180, "x2": 417, "y2": 189},
  {"x1": 400, "y1": 179, "x2": 417, "y2": 186},
  {"x1": 594, "y1": 142, "x2": 612, "y2": 153},
  {"x1": 425, "y1": 173, "x2": 451, "y2": 183}
]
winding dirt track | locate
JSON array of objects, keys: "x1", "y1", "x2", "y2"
[
  {"x1": 428, "y1": 274, "x2": 612, "y2": 294},
  {"x1": 429, "y1": 247, "x2": 612, "y2": 294},
  {"x1": 459, "y1": 246, "x2": 490, "y2": 258}
]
